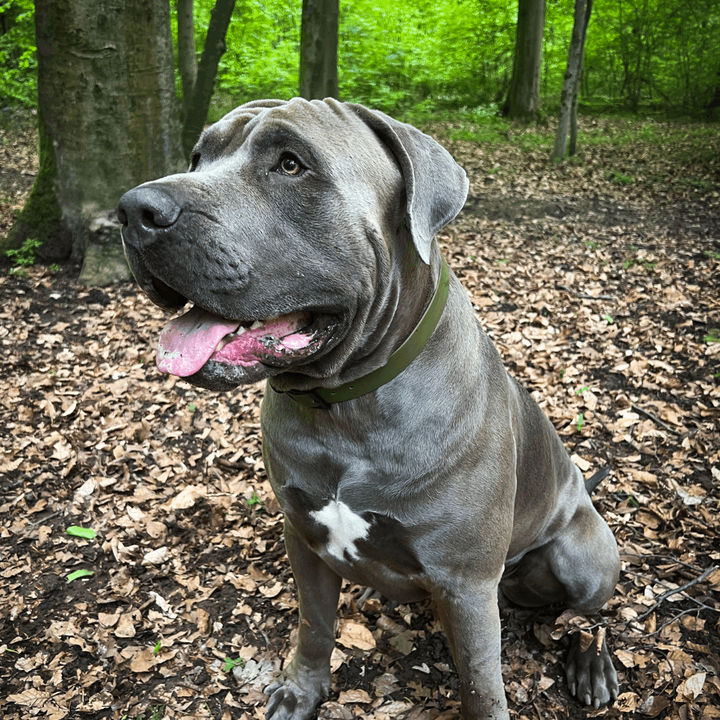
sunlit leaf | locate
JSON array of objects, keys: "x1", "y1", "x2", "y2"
[
  {"x1": 66, "y1": 526, "x2": 97, "y2": 540},
  {"x1": 66, "y1": 569, "x2": 94, "y2": 583}
]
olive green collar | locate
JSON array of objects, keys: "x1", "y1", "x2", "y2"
[{"x1": 270, "y1": 259, "x2": 449, "y2": 410}]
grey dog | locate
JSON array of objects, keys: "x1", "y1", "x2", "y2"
[{"x1": 118, "y1": 98, "x2": 620, "y2": 720}]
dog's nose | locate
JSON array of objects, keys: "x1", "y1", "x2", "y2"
[{"x1": 117, "y1": 186, "x2": 182, "y2": 242}]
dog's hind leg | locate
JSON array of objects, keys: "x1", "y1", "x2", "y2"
[{"x1": 500, "y1": 496, "x2": 620, "y2": 708}]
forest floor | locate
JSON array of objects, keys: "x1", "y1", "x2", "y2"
[{"x1": 1, "y1": 114, "x2": 719, "y2": 720}]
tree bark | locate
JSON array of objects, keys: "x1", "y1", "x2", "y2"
[
  {"x1": 299, "y1": 0, "x2": 339, "y2": 101},
  {"x1": 503, "y1": 0, "x2": 545, "y2": 121},
  {"x1": 181, "y1": 0, "x2": 236, "y2": 158},
  {"x1": 177, "y1": 0, "x2": 198, "y2": 122},
  {"x1": 552, "y1": 0, "x2": 593, "y2": 161},
  {"x1": 5, "y1": 0, "x2": 184, "y2": 260}
]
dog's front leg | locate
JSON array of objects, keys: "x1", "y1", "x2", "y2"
[
  {"x1": 435, "y1": 582, "x2": 509, "y2": 720},
  {"x1": 266, "y1": 519, "x2": 342, "y2": 720}
]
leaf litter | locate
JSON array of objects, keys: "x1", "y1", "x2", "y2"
[{"x1": 1, "y1": 117, "x2": 719, "y2": 720}]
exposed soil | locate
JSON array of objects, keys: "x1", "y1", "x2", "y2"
[{"x1": 1, "y1": 116, "x2": 719, "y2": 720}]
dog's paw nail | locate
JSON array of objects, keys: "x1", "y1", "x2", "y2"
[
  {"x1": 584, "y1": 693, "x2": 592, "y2": 706},
  {"x1": 594, "y1": 698, "x2": 600, "y2": 710},
  {"x1": 570, "y1": 682, "x2": 576, "y2": 695}
]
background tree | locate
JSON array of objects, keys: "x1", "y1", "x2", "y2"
[
  {"x1": 3, "y1": 0, "x2": 237, "y2": 267},
  {"x1": 299, "y1": 0, "x2": 339, "y2": 100},
  {"x1": 5, "y1": 0, "x2": 183, "y2": 261},
  {"x1": 177, "y1": 0, "x2": 197, "y2": 123},
  {"x1": 503, "y1": 0, "x2": 545, "y2": 120},
  {"x1": 180, "y1": 0, "x2": 236, "y2": 156},
  {"x1": 552, "y1": 0, "x2": 592, "y2": 161}
]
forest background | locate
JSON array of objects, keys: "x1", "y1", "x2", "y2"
[{"x1": 2, "y1": 0, "x2": 720, "y2": 124}]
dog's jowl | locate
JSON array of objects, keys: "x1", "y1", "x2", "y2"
[{"x1": 118, "y1": 98, "x2": 620, "y2": 720}]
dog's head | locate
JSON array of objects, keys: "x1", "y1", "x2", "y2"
[{"x1": 118, "y1": 98, "x2": 467, "y2": 390}]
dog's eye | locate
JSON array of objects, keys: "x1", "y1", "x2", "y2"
[
  {"x1": 277, "y1": 154, "x2": 303, "y2": 176},
  {"x1": 189, "y1": 153, "x2": 201, "y2": 172}
]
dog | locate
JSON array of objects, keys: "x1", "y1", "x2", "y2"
[{"x1": 118, "y1": 98, "x2": 620, "y2": 720}]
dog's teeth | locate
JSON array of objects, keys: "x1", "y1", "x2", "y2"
[
  {"x1": 214, "y1": 326, "x2": 247, "y2": 353},
  {"x1": 250, "y1": 320, "x2": 264, "y2": 330}
]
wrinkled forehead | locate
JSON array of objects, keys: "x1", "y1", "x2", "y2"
[{"x1": 198, "y1": 98, "x2": 397, "y2": 178}]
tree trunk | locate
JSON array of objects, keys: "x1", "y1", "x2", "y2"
[
  {"x1": 181, "y1": 0, "x2": 236, "y2": 158},
  {"x1": 299, "y1": 0, "x2": 339, "y2": 101},
  {"x1": 503, "y1": 0, "x2": 545, "y2": 121},
  {"x1": 5, "y1": 0, "x2": 184, "y2": 261},
  {"x1": 569, "y1": 92, "x2": 579, "y2": 156},
  {"x1": 177, "y1": 0, "x2": 198, "y2": 122},
  {"x1": 551, "y1": 0, "x2": 593, "y2": 161}
]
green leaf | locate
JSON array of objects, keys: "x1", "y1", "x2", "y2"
[
  {"x1": 247, "y1": 491, "x2": 263, "y2": 508},
  {"x1": 223, "y1": 656, "x2": 246, "y2": 672},
  {"x1": 66, "y1": 526, "x2": 97, "y2": 540},
  {"x1": 67, "y1": 569, "x2": 94, "y2": 583}
]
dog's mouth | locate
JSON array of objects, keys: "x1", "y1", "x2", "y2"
[
  {"x1": 147, "y1": 274, "x2": 339, "y2": 389},
  {"x1": 156, "y1": 304, "x2": 335, "y2": 376}
]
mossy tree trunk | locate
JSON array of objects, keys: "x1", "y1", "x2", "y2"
[
  {"x1": 4, "y1": 0, "x2": 184, "y2": 261},
  {"x1": 503, "y1": 0, "x2": 546, "y2": 121},
  {"x1": 299, "y1": 0, "x2": 339, "y2": 101}
]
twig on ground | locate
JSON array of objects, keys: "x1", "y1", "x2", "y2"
[
  {"x1": 622, "y1": 569, "x2": 718, "y2": 613},
  {"x1": 620, "y1": 553, "x2": 703, "y2": 573},
  {"x1": 640, "y1": 607, "x2": 709, "y2": 638},
  {"x1": 634, "y1": 565, "x2": 718, "y2": 621},
  {"x1": 245, "y1": 614, "x2": 271, "y2": 647},
  {"x1": 557, "y1": 284, "x2": 615, "y2": 301},
  {"x1": 595, "y1": 414, "x2": 650, "y2": 455},
  {"x1": 26, "y1": 511, "x2": 62, "y2": 528},
  {"x1": 631, "y1": 403, "x2": 682, "y2": 436}
]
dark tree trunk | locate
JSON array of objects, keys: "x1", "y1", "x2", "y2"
[
  {"x1": 299, "y1": 0, "x2": 339, "y2": 101},
  {"x1": 552, "y1": 0, "x2": 593, "y2": 161},
  {"x1": 177, "y1": 0, "x2": 198, "y2": 122},
  {"x1": 181, "y1": 0, "x2": 236, "y2": 158},
  {"x1": 503, "y1": 0, "x2": 546, "y2": 121},
  {"x1": 6, "y1": 0, "x2": 184, "y2": 260}
]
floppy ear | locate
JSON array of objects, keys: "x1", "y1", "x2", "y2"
[{"x1": 348, "y1": 104, "x2": 469, "y2": 264}]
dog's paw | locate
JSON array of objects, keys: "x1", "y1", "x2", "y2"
[
  {"x1": 265, "y1": 665, "x2": 330, "y2": 720},
  {"x1": 565, "y1": 632, "x2": 619, "y2": 709}
]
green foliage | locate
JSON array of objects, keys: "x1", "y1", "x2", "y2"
[
  {"x1": 608, "y1": 170, "x2": 634, "y2": 184},
  {"x1": 222, "y1": 656, "x2": 247, "y2": 672},
  {"x1": 586, "y1": 0, "x2": 720, "y2": 114},
  {"x1": 66, "y1": 568, "x2": 94, "y2": 583},
  {"x1": 66, "y1": 526, "x2": 97, "y2": 540},
  {"x1": 0, "y1": 0, "x2": 36, "y2": 108},
  {"x1": 203, "y1": 0, "x2": 300, "y2": 120},
  {"x1": 6, "y1": 236, "x2": 41, "y2": 273},
  {"x1": 4, "y1": 0, "x2": 720, "y2": 122}
]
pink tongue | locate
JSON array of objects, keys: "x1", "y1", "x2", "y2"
[{"x1": 157, "y1": 306, "x2": 240, "y2": 377}]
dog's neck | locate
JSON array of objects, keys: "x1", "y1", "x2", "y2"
[{"x1": 270, "y1": 252, "x2": 448, "y2": 409}]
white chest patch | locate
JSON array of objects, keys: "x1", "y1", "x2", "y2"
[{"x1": 310, "y1": 500, "x2": 371, "y2": 561}]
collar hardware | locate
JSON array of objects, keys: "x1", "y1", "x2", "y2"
[{"x1": 270, "y1": 259, "x2": 449, "y2": 409}]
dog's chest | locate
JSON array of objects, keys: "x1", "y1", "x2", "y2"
[
  {"x1": 309, "y1": 499, "x2": 371, "y2": 561},
  {"x1": 281, "y1": 486, "x2": 423, "y2": 576}
]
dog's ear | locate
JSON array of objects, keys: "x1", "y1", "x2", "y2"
[{"x1": 347, "y1": 104, "x2": 469, "y2": 264}]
